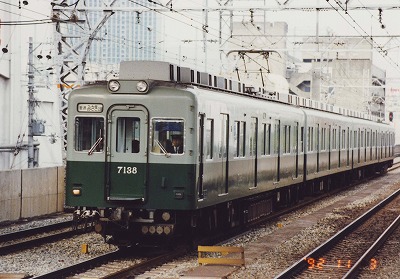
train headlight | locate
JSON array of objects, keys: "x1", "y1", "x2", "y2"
[
  {"x1": 108, "y1": 80, "x2": 120, "y2": 92},
  {"x1": 72, "y1": 188, "x2": 81, "y2": 196},
  {"x1": 136, "y1": 80, "x2": 148, "y2": 92}
]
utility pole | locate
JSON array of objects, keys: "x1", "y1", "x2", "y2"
[{"x1": 27, "y1": 37, "x2": 35, "y2": 168}]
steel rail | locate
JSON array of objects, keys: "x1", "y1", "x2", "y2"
[
  {"x1": 0, "y1": 223, "x2": 92, "y2": 256},
  {"x1": 103, "y1": 246, "x2": 189, "y2": 279},
  {"x1": 274, "y1": 188, "x2": 400, "y2": 278},
  {"x1": 31, "y1": 250, "x2": 122, "y2": 279},
  {"x1": 343, "y1": 214, "x2": 400, "y2": 279},
  {"x1": 32, "y1": 245, "x2": 189, "y2": 279},
  {"x1": 0, "y1": 221, "x2": 73, "y2": 243}
]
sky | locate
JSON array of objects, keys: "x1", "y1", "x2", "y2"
[{"x1": 5, "y1": 0, "x2": 400, "y2": 81}]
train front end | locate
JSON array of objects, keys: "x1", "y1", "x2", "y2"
[{"x1": 66, "y1": 61, "x2": 197, "y2": 246}]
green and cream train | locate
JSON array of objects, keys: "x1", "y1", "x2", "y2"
[{"x1": 66, "y1": 61, "x2": 395, "y2": 246}]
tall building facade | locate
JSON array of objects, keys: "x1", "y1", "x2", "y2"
[{"x1": 84, "y1": 0, "x2": 162, "y2": 66}]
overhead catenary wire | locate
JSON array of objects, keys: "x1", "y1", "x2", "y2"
[
  {"x1": 3, "y1": 1, "x2": 399, "y2": 81},
  {"x1": 126, "y1": 0, "x2": 279, "y2": 75},
  {"x1": 326, "y1": 0, "x2": 400, "y2": 72}
]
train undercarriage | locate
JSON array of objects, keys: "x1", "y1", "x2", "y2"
[{"x1": 72, "y1": 162, "x2": 392, "y2": 247}]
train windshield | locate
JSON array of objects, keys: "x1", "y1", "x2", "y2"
[
  {"x1": 151, "y1": 119, "x2": 184, "y2": 154},
  {"x1": 74, "y1": 117, "x2": 104, "y2": 153},
  {"x1": 116, "y1": 117, "x2": 141, "y2": 153}
]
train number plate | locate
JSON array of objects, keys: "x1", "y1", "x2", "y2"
[{"x1": 117, "y1": 166, "x2": 138, "y2": 174}]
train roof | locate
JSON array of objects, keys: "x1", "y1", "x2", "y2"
[{"x1": 113, "y1": 60, "x2": 384, "y2": 124}]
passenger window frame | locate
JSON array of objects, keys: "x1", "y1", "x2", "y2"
[
  {"x1": 74, "y1": 116, "x2": 105, "y2": 153},
  {"x1": 150, "y1": 117, "x2": 185, "y2": 155}
]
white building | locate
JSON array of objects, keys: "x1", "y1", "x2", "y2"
[
  {"x1": 0, "y1": 1, "x2": 62, "y2": 170},
  {"x1": 287, "y1": 37, "x2": 386, "y2": 118}
]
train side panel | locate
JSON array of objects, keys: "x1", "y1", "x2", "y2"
[{"x1": 194, "y1": 88, "x2": 306, "y2": 208}]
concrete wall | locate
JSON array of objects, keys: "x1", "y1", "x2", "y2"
[{"x1": 0, "y1": 166, "x2": 65, "y2": 222}]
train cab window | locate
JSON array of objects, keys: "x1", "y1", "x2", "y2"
[
  {"x1": 74, "y1": 117, "x2": 104, "y2": 152},
  {"x1": 116, "y1": 117, "x2": 140, "y2": 153},
  {"x1": 151, "y1": 119, "x2": 184, "y2": 154}
]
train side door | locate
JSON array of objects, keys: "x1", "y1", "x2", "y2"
[
  {"x1": 106, "y1": 106, "x2": 148, "y2": 201},
  {"x1": 198, "y1": 114, "x2": 205, "y2": 199}
]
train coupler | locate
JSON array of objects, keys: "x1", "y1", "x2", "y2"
[{"x1": 72, "y1": 209, "x2": 100, "y2": 231}]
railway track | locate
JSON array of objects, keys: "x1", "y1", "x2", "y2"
[
  {"x1": 68, "y1": 171, "x2": 397, "y2": 279},
  {"x1": 32, "y1": 246, "x2": 189, "y2": 279},
  {"x1": 274, "y1": 188, "x2": 400, "y2": 278},
  {"x1": 246, "y1": 161, "x2": 398, "y2": 230},
  {"x1": 28, "y1": 166, "x2": 398, "y2": 278},
  {"x1": 0, "y1": 220, "x2": 92, "y2": 255},
  {"x1": 3, "y1": 165, "x2": 398, "y2": 278}
]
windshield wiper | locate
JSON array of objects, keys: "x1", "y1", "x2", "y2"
[
  {"x1": 88, "y1": 130, "x2": 103, "y2": 155},
  {"x1": 155, "y1": 140, "x2": 171, "y2": 158},
  {"x1": 88, "y1": 137, "x2": 103, "y2": 155}
]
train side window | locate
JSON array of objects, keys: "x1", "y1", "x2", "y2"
[
  {"x1": 234, "y1": 121, "x2": 246, "y2": 157},
  {"x1": 206, "y1": 119, "x2": 214, "y2": 159},
  {"x1": 321, "y1": 127, "x2": 326, "y2": 151},
  {"x1": 250, "y1": 118, "x2": 257, "y2": 156},
  {"x1": 342, "y1": 129, "x2": 346, "y2": 150},
  {"x1": 116, "y1": 117, "x2": 140, "y2": 153},
  {"x1": 361, "y1": 130, "x2": 365, "y2": 148},
  {"x1": 274, "y1": 121, "x2": 281, "y2": 154},
  {"x1": 354, "y1": 131, "x2": 358, "y2": 148},
  {"x1": 234, "y1": 121, "x2": 240, "y2": 157},
  {"x1": 74, "y1": 117, "x2": 104, "y2": 152},
  {"x1": 333, "y1": 128, "x2": 337, "y2": 150},
  {"x1": 283, "y1": 125, "x2": 291, "y2": 154},
  {"x1": 151, "y1": 119, "x2": 184, "y2": 154},
  {"x1": 262, "y1": 123, "x2": 271, "y2": 155},
  {"x1": 300, "y1": 127, "x2": 304, "y2": 153},
  {"x1": 366, "y1": 131, "x2": 370, "y2": 147},
  {"x1": 308, "y1": 127, "x2": 314, "y2": 152},
  {"x1": 219, "y1": 114, "x2": 229, "y2": 159},
  {"x1": 350, "y1": 130, "x2": 353, "y2": 148},
  {"x1": 328, "y1": 126, "x2": 331, "y2": 151}
]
